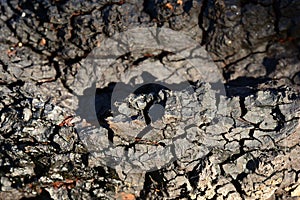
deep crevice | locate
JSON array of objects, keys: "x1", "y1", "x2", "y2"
[
  {"x1": 198, "y1": 0, "x2": 210, "y2": 46},
  {"x1": 239, "y1": 96, "x2": 247, "y2": 118},
  {"x1": 272, "y1": 0, "x2": 281, "y2": 34}
]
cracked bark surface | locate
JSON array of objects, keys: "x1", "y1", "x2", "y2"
[{"x1": 0, "y1": 0, "x2": 300, "y2": 199}]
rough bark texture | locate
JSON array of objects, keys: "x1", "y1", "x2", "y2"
[{"x1": 0, "y1": 0, "x2": 299, "y2": 199}]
